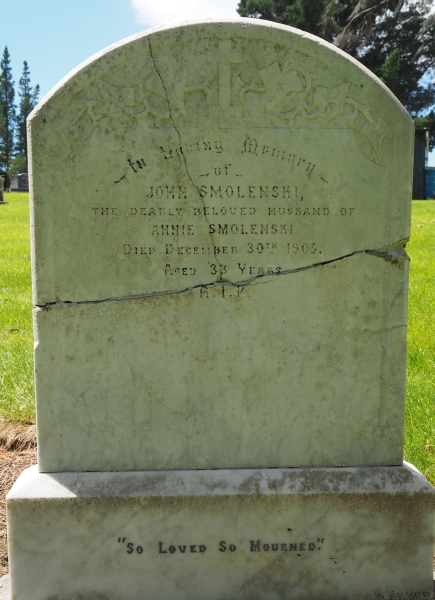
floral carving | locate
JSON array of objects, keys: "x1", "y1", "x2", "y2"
[
  {"x1": 312, "y1": 83, "x2": 350, "y2": 121},
  {"x1": 258, "y1": 61, "x2": 305, "y2": 112},
  {"x1": 54, "y1": 50, "x2": 391, "y2": 166},
  {"x1": 261, "y1": 65, "x2": 391, "y2": 165},
  {"x1": 54, "y1": 60, "x2": 216, "y2": 160}
]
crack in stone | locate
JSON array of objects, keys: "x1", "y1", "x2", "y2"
[
  {"x1": 366, "y1": 238, "x2": 409, "y2": 262},
  {"x1": 147, "y1": 37, "x2": 225, "y2": 281},
  {"x1": 352, "y1": 324, "x2": 406, "y2": 338},
  {"x1": 35, "y1": 244, "x2": 408, "y2": 310}
]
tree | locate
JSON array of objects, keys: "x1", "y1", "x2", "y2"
[
  {"x1": 237, "y1": 0, "x2": 435, "y2": 148},
  {"x1": 237, "y1": 0, "x2": 326, "y2": 32},
  {"x1": 15, "y1": 61, "x2": 39, "y2": 166},
  {"x1": 8, "y1": 152, "x2": 27, "y2": 175},
  {"x1": 0, "y1": 47, "x2": 15, "y2": 174}
]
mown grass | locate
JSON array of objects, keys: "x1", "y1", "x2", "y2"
[
  {"x1": 0, "y1": 194, "x2": 434, "y2": 482},
  {"x1": 403, "y1": 201, "x2": 435, "y2": 483},
  {"x1": 0, "y1": 193, "x2": 34, "y2": 423}
]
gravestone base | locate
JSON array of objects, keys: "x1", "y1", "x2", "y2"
[{"x1": 7, "y1": 463, "x2": 435, "y2": 600}]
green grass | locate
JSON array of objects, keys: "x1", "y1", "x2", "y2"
[
  {"x1": 0, "y1": 193, "x2": 34, "y2": 423},
  {"x1": 0, "y1": 194, "x2": 434, "y2": 482},
  {"x1": 403, "y1": 201, "x2": 435, "y2": 483}
]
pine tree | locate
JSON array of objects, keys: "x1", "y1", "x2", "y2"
[
  {"x1": 237, "y1": 0, "x2": 435, "y2": 147},
  {"x1": 15, "y1": 61, "x2": 39, "y2": 164},
  {"x1": 0, "y1": 47, "x2": 16, "y2": 173}
]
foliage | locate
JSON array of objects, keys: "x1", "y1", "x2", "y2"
[
  {"x1": 7, "y1": 153, "x2": 27, "y2": 175},
  {"x1": 237, "y1": 0, "x2": 435, "y2": 149},
  {"x1": 414, "y1": 110, "x2": 435, "y2": 143},
  {"x1": 15, "y1": 61, "x2": 39, "y2": 159},
  {"x1": 0, "y1": 51, "x2": 39, "y2": 174},
  {"x1": 0, "y1": 47, "x2": 15, "y2": 172},
  {"x1": 237, "y1": 0, "x2": 327, "y2": 32}
]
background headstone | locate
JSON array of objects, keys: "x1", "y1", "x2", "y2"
[
  {"x1": 0, "y1": 176, "x2": 5, "y2": 204},
  {"x1": 10, "y1": 173, "x2": 29, "y2": 193}
]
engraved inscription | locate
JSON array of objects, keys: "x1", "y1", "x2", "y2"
[
  {"x1": 115, "y1": 534, "x2": 429, "y2": 598},
  {"x1": 128, "y1": 157, "x2": 146, "y2": 172},
  {"x1": 116, "y1": 535, "x2": 325, "y2": 557},
  {"x1": 160, "y1": 140, "x2": 224, "y2": 159},
  {"x1": 159, "y1": 542, "x2": 207, "y2": 554},
  {"x1": 250, "y1": 540, "x2": 317, "y2": 552},
  {"x1": 199, "y1": 285, "x2": 249, "y2": 299},
  {"x1": 208, "y1": 224, "x2": 292, "y2": 235},
  {"x1": 85, "y1": 133, "x2": 361, "y2": 283},
  {"x1": 241, "y1": 137, "x2": 316, "y2": 179}
]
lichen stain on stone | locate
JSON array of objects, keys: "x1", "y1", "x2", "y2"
[
  {"x1": 11, "y1": 489, "x2": 435, "y2": 527},
  {"x1": 47, "y1": 593, "x2": 112, "y2": 600},
  {"x1": 239, "y1": 553, "x2": 336, "y2": 600}
]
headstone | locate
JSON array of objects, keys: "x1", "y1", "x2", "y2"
[
  {"x1": 10, "y1": 173, "x2": 29, "y2": 193},
  {"x1": 0, "y1": 175, "x2": 6, "y2": 204},
  {"x1": 7, "y1": 19, "x2": 435, "y2": 600},
  {"x1": 9, "y1": 174, "x2": 17, "y2": 193},
  {"x1": 413, "y1": 128, "x2": 428, "y2": 199}
]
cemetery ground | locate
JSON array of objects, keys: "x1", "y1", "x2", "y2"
[{"x1": 0, "y1": 192, "x2": 434, "y2": 576}]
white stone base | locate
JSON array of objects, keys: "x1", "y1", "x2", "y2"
[{"x1": 7, "y1": 463, "x2": 435, "y2": 600}]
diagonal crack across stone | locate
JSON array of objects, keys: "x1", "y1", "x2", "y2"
[
  {"x1": 147, "y1": 37, "x2": 225, "y2": 282},
  {"x1": 35, "y1": 243, "x2": 409, "y2": 310}
]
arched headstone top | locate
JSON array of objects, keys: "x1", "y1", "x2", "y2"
[
  {"x1": 13, "y1": 25, "x2": 434, "y2": 600},
  {"x1": 29, "y1": 19, "x2": 413, "y2": 304}
]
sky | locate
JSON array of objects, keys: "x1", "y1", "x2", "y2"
[
  {"x1": 1, "y1": 0, "x2": 239, "y2": 99},
  {"x1": 1, "y1": 0, "x2": 434, "y2": 164}
]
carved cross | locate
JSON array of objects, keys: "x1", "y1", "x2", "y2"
[{"x1": 208, "y1": 40, "x2": 242, "y2": 109}]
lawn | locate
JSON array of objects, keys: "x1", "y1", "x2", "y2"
[
  {"x1": 0, "y1": 193, "x2": 34, "y2": 423},
  {"x1": 404, "y1": 201, "x2": 435, "y2": 482},
  {"x1": 0, "y1": 194, "x2": 434, "y2": 481}
]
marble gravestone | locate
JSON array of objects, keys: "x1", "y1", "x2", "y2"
[
  {"x1": 7, "y1": 18, "x2": 435, "y2": 600},
  {"x1": 28, "y1": 23, "x2": 413, "y2": 473}
]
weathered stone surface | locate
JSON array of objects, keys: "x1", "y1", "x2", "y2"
[
  {"x1": 35, "y1": 252, "x2": 408, "y2": 472},
  {"x1": 7, "y1": 463, "x2": 435, "y2": 600},
  {"x1": 11, "y1": 17, "x2": 433, "y2": 600},
  {"x1": 29, "y1": 20, "x2": 413, "y2": 306},
  {"x1": 20, "y1": 18, "x2": 431, "y2": 595},
  {"x1": 0, "y1": 576, "x2": 9, "y2": 600},
  {"x1": 27, "y1": 19, "x2": 414, "y2": 472}
]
